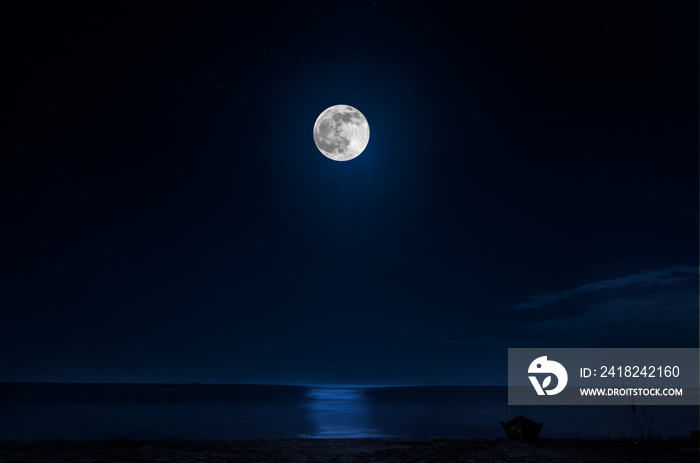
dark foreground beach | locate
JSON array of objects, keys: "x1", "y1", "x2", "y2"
[{"x1": 0, "y1": 438, "x2": 697, "y2": 463}]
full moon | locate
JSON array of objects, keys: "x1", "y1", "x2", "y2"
[{"x1": 313, "y1": 105, "x2": 370, "y2": 161}]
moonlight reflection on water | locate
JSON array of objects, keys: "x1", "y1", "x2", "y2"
[{"x1": 299, "y1": 387, "x2": 386, "y2": 438}]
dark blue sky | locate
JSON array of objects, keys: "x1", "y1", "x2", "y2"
[{"x1": 2, "y1": 1, "x2": 698, "y2": 385}]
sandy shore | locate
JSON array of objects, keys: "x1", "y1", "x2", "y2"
[{"x1": 0, "y1": 437, "x2": 697, "y2": 462}]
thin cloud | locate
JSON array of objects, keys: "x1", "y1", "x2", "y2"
[
  {"x1": 517, "y1": 289, "x2": 699, "y2": 346},
  {"x1": 508, "y1": 265, "x2": 697, "y2": 311}
]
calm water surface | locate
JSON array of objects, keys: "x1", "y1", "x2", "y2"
[{"x1": 0, "y1": 383, "x2": 696, "y2": 440}]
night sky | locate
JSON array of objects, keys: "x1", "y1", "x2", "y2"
[{"x1": 2, "y1": 2, "x2": 698, "y2": 386}]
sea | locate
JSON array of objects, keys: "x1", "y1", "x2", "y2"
[{"x1": 0, "y1": 383, "x2": 696, "y2": 440}]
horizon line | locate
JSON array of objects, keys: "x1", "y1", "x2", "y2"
[{"x1": 0, "y1": 380, "x2": 507, "y2": 388}]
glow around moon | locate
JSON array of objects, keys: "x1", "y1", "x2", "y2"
[{"x1": 313, "y1": 105, "x2": 370, "y2": 161}]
